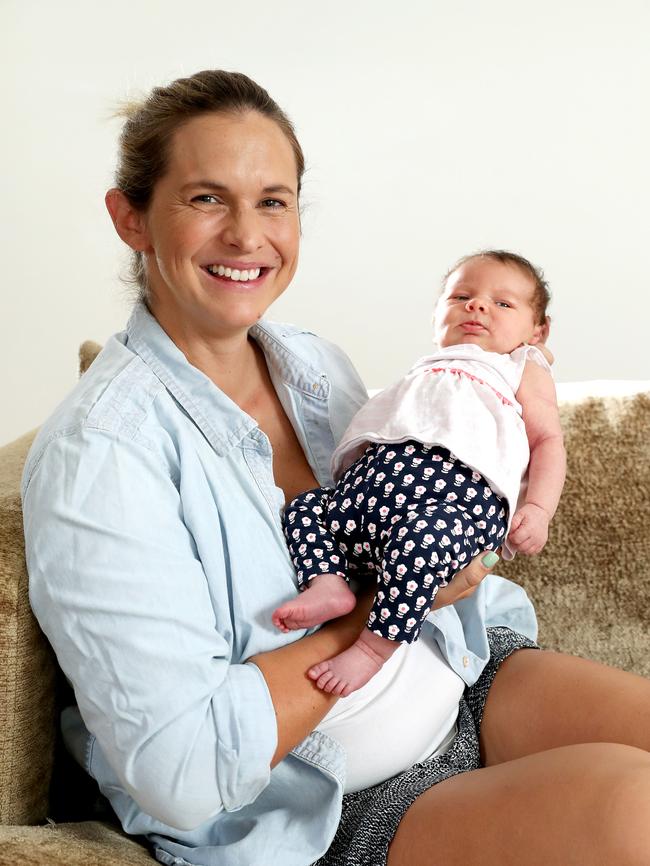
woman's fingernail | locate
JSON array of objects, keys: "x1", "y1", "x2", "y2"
[{"x1": 481, "y1": 551, "x2": 500, "y2": 568}]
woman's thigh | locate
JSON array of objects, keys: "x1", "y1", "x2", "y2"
[
  {"x1": 480, "y1": 649, "x2": 650, "y2": 765},
  {"x1": 389, "y1": 742, "x2": 650, "y2": 866}
]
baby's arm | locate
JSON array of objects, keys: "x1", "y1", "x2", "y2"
[{"x1": 509, "y1": 360, "x2": 566, "y2": 555}]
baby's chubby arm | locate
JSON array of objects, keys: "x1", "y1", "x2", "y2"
[{"x1": 509, "y1": 360, "x2": 566, "y2": 555}]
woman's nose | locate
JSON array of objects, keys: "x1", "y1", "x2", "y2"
[{"x1": 221, "y1": 207, "x2": 263, "y2": 252}]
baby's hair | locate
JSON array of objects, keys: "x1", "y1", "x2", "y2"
[{"x1": 441, "y1": 250, "x2": 550, "y2": 325}]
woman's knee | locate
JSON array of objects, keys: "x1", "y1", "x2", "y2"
[{"x1": 595, "y1": 746, "x2": 650, "y2": 865}]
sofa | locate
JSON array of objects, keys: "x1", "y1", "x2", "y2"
[{"x1": 1, "y1": 343, "x2": 648, "y2": 865}]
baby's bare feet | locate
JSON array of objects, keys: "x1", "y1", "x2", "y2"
[
  {"x1": 272, "y1": 573, "x2": 356, "y2": 632},
  {"x1": 308, "y1": 628, "x2": 400, "y2": 696}
]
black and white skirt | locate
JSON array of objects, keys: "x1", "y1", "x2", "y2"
[{"x1": 314, "y1": 627, "x2": 539, "y2": 866}]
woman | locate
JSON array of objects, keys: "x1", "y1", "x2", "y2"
[{"x1": 22, "y1": 70, "x2": 650, "y2": 866}]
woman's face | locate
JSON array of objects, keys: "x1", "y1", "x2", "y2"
[{"x1": 139, "y1": 110, "x2": 301, "y2": 346}]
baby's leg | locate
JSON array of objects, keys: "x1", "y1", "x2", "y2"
[
  {"x1": 273, "y1": 486, "x2": 355, "y2": 631},
  {"x1": 309, "y1": 628, "x2": 399, "y2": 696},
  {"x1": 272, "y1": 573, "x2": 356, "y2": 632}
]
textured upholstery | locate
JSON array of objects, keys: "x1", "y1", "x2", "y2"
[
  {"x1": 499, "y1": 390, "x2": 650, "y2": 673},
  {"x1": 0, "y1": 430, "x2": 56, "y2": 826}
]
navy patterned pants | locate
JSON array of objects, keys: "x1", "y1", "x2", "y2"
[{"x1": 284, "y1": 442, "x2": 507, "y2": 643}]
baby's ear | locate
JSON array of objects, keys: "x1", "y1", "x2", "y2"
[{"x1": 528, "y1": 315, "x2": 550, "y2": 346}]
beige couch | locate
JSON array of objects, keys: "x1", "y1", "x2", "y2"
[{"x1": 1, "y1": 353, "x2": 649, "y2": 864}]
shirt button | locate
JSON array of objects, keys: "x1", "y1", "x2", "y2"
[{"x1": 462, "y1": 655, "x2": 470, "y2": 668}]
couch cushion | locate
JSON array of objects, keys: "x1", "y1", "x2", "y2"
[
  {"x1": 0, "y1": 821, "x2": 153, "y2": 865},
  {"x1": 0, "y1": 430, "x2": 58, "y2": 825},
  {"x1": 499, "y1": 388, "x2": 650, "y2": 673}
]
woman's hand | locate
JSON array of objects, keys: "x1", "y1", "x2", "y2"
[{"x1": 431, "y1": 550, "x2": 499, "y2": 609}]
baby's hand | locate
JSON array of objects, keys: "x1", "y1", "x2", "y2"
[{"x1": 507, "y1": 503, "x2": 550, "y2": 555}]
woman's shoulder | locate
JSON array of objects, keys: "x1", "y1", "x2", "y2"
[{"x1": 22, "y1": 336, "x2": 169, "y2": 494}]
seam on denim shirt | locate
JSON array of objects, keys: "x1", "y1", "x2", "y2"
[
  {"x1": 22, "y1": 425, "x2": 86, "y2": 492},
  {"x1": 85, "y1": 731, "x2": 96, "y2": 778},
  {"x1": 281, "y1": 384, "x2": 326, "y2": 480},
  {"x1": 23, "y1": 424, "x2": 175, "y2": 500},
  {"x1": 253, "y1": 324, "x2": 329, "y2": 399},
  {"x1": 291, "y1": 730, "x2": 346, "y2": 784},
  {"x1": 262, "y1": 324, "x2": 369, "y2": 406},
  {"x1": 241, "y1": 443, "x2": 284, "y2": 526}
]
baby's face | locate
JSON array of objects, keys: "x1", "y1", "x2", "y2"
[{"x1": 434, "y1": 258, "x2": 543, "y2": 354}]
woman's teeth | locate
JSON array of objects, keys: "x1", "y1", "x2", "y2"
[{"x1": 207, "y1": 265, "x2": 261, "y2": 281}]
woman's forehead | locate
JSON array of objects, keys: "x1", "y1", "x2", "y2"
[{"x1": 165, "y1": 111, "x2": 299, "y2": 187}]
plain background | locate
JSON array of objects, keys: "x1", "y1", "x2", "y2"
[{"x1": 3, "y1": 0, "x2": 649, "y2": 446}]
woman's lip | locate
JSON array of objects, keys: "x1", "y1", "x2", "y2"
[
  {"x1": 203, "y1": 262, "x2": 271, "y2": 270},
  {"x1": 201, "y1": 266, "x2": 267, "y2": 287}
]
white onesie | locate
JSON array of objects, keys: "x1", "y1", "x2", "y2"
[{"x1": 331, "y1": 343, "x2": 552, "y2": 559}]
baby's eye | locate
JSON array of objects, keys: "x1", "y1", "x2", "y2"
[
  {"x1": 453, "y1": 294, "x2": 469, "y2": 301},
  {"x1": 496, "y1": 301, "x2": 511, "y2": 308}
]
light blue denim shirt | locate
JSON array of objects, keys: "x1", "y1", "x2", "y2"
[{"x1": 23, "y1": 304, "x2": 537, "y2": 866}]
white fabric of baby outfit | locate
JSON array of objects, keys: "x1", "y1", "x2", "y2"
[{"x1": 331, "y1": 343, "x2": 552, "y2": 560}]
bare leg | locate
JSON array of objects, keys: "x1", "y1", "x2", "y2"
[
  {"x1": 308, "y1": 628, "x2": 400, "y2": 696},
  {"x1": 272, "y1": 573, "x2": 356, "y2": 632},
  {"x1": 479, "y1": 648, "x2": 650, "y2": 764},
  {"x1": 390, "y1": 649, "x2": 650, "y2": 864},
  {"x1": 389, "y1": 742, "x2": 650, "y2": 865}
]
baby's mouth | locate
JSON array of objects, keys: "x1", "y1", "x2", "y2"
[{"x1": 461, "y1": 321, "x2": 487, "y2": 332}]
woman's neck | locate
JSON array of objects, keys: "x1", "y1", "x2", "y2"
[{"x1": 183, "y1": 332, "x2": 264, "y2": 405}]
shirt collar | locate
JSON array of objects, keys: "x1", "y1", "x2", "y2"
[{"x1": 124, "y1": 303, "x2": 328, "y2": 456}]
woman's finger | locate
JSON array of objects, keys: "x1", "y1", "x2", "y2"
[{"x1": 431, "y1": 550, "x2": 500, "y2": 610}]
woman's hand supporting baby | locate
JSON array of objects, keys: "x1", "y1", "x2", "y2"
[{"x1": 256, "y1": 549, "x2": 500, "y2": 763}]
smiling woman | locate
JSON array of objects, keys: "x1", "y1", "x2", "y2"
[
  {"x1": 21, "y1": 69, "x2": 650, "y2": 866},
  {"x1": 106, "y1": 110, "x2": 301, "y2": 359}
]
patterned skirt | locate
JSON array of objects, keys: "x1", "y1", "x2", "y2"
[{"x1": 313, "y1": 627, "x2": 539, "y2": 866}]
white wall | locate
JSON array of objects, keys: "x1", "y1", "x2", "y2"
[{"x1": 3, "y1": 0, "x2": 649, "y2": 445}]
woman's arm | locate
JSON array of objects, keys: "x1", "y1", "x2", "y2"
[
  {"x1": 509, "y1": 360, "x2": 566, "y2": 554},
  {"x1": 24, "y1": 430, "x2": 278, "y2": 830},
  {"x1": 250, "y1": 552, "x2": 500, "y2": 766}
]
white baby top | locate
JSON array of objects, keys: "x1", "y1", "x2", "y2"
[{"x1": 331, "y1": 343, "x2": 552, "y2": 559}]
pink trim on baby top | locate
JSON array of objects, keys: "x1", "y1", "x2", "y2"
[{"x1": 426, "y1": 367, "x2": 515, "y2": 407}]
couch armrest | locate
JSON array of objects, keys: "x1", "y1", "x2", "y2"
[{"x1": 0, "y1": 431, "x2": 59, "y2": 825}]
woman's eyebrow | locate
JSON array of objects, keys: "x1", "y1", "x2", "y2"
[
  {"x1": 261, "y1": 184, "x2": 295, "y2": 196},
  {"x1": 180, "y1": 180, "x2": 295, "y2": 196},
  {"x1": 181, "y1": 180, "x2": 228, "y2": 193}
]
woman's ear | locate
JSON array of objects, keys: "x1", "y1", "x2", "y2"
[{"x1": 105, "y1": 189, "x2": 150, "y2": 252}]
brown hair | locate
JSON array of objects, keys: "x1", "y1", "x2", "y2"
[
  {"x1": 441, "y1": 249, "x2": 550, "y2": 324},
  {"x1": 114, "y1": 69, "x2": 305, "y2": 296}
]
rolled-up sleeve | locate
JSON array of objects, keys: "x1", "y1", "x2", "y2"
[{"x1": 23, "y1": 428, "x2": 278, "y2": 830}]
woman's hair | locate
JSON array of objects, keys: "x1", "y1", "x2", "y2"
[
  {"x1": 441, "y1": 250, "x2": 551, "y2": 324},
  {"x1": 114, "y1": 69, "x2": 305, "y2": 298}
]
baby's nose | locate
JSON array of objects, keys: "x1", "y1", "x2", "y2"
[{"x1": 465, "y1": 297, "x2": 486, "y2": 312}]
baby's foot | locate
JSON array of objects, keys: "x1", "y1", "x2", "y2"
[
  {"x1": 308, "y1": 628, "x2": 400, "y2": 696},
  {"x1": 272, "y1": 573, "x2": 356, "y2": 632}
]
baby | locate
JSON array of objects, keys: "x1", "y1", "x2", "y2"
[{"x1": 273, "y1": 250, "x2": 566, "y2": 696}]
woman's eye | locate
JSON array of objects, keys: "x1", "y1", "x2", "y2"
[
  {"x1": 260, "y1": 198, "x2": 285, "y2": 209},
  {"x1": 193, "y1": 194, "x2": 221, "y2": 204}
]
